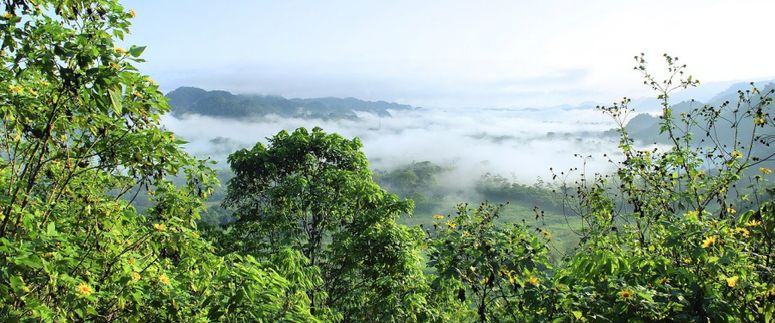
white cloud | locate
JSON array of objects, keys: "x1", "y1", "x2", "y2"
[{"x1": 162, "y1": 106, "x2": 622, "y2": 185}]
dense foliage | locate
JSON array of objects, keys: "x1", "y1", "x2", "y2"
[
  {"x1": 548, "y1": 54, "x2": 775, "y2": 321},
  {"x1": 374, "y1": 161, "x2": 447, "y2": 213},
  {"x1": 0, "y1": 1, "x2": 314, "y2": 320},
  {"x1": 428, "y1": 203, "x2": 555, "y2": 321},
  {"x1": 2, "y1": 0, "x2": 774, "y2": 321},
  {"x1": 219, "y1": 127, "x2": 430, "y2": 321},
  {"x1": 475, "y1": 173, "x2": 562, "y2": 214}
]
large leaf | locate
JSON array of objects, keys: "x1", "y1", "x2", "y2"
[{"x1": 108, "y1": 88, "x2": 122, "y2": 115}]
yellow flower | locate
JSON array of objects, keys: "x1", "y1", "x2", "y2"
[
  {"x1": 158, "y1": 274, "x2": 170, "y2": 286},
  {"x1": 541, "y1": 229, "x2": 552, "y2": 239},
  {"x1": 133, "y1": 91, "x2": 143, "y2": 98},
  {"x1": 731, "y1": 150, "x2": 743, "y2": 159},
  {"x1": 734, "y1": 227, "x2": 750, "y2": 237},
  {"x1": 8, "y1": 84, "x2": 22, "y2": 94},
  {"x1": 618, "y1": 289, "x2": 633, "y2": 300},
  {"x1": 109, "y1": 62, "x2": 120, "y2": 70},
  {"x1": 446, "y1": 221, "x2": 457, "y2": 230},
  {"x1": 27, "y1": 88, "x2": 37, "y2": 96},
  {"x1": 701, "y1": 236, "x2": 716, "y2": 248},
  {"x1": 746, "y1": 220, "x2": 762, "y2": 227},
  {"x1": 128, "y1": 9, "x2": 136, "y2": 18},
  {"x1": 726, "y1": 207, "x2": 736, "y2": 215},
  {"x1": 755, "y1": 115, "x2": 766, "y2": 126},
  {"x1": 153, "y1": 223, "x2": 166, "y2": 232},
  {"x1": 527, "y1": 275, "x2": 540, "y2": 287},
  {"x1": 131, "y1": 271, "x2": 141, "y2": 281},
  {"x1": 2, "y1": 12, "x2": 13, "y2": 19},
  {"x1": 114, "y1": 47, "x2": 126, "y2": 55},
  {"x1": 433, "y1": 214, "x2": 445, "y2": 221},
  {"x1": 760, "y1": 167, "x2": 773, "y2": 175},
  {"x1": 76, "y1": 283, "x2": 93, "y2": 296},
  {"x1": 127, "y1": 258, "x2": 135, "y2": 265},
  {"x1": 726, "y1": 276, "x2": 738, "y2": 288}
]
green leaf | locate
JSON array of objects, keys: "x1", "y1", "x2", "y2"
[
  {"x1": 10, "y1": 275, "x2": 26, "y2": 293},
  {"x1": 128, "y1": 45, "x2": 146, "y2": 58},
  {"x1": 46, "y1": 222, "x2": 56, "y2": 236},
  {"x1": 14, "y1": 254, "x2": 43, "y2": 269},
  {"x1": 108, "y1": 88, "x2": 122, "y2": 115}
]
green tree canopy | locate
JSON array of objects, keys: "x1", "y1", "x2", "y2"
[{"x1": 222, "y1": 127, "x2": 431, "y2": 321}]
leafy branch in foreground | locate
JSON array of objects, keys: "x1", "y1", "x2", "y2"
[
  {"x1": 0, "y1": 1, "x2": 314, "y2": 320},
  {"x1": 550, "y1": 54, "x2": 775, "y2": 321}
]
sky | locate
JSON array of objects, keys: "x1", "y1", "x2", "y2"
[{"x1": 123, "y1": 0, "x2": 775, "y2": 108}]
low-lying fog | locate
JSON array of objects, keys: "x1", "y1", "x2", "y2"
[{"x1": 162, "y1": 105, "x2": 628, "y2": 186}]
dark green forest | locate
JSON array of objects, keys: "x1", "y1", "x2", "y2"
[
  {"x1": 167, "y1": 86, "x2": 412, "y2": 119},
  {"x1": 1, "y1": 1, "x2": 774, "y2": 322}
]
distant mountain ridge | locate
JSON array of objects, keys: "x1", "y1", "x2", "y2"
[
  {"x1": 626, "y1": 81, "x2": 775, "y2": 142},
  {"x1": 166, "y1": 86, "x2": 415, "y2": 119}
]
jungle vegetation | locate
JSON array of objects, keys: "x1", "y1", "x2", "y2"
[{"x1": 1, "y1": 1, "x2": 773, "y2": 321}]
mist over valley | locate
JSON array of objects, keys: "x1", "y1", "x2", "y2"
[
  {"x1": 163, "y1": 86, "x2": 624, "y2": 185},
  {"x1": 160, "y1": 81, "x2": 775, "y2": 229}
]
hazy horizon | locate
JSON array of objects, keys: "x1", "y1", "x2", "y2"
[
  {"x1": 124, "y1": 0, "x2": 775, "y2": 109},
  {"x1": 129, "y1": 1, "x2": 775, "y2": 186}
]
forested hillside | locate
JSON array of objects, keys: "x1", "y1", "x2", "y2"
[
  {"x1": 1, "y1": 1, "x2": 774, "y2": 322},
  {"x1": 167, "y1": 86, "x2": 414, "y2": 119}
]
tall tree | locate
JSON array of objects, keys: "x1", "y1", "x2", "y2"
[{"x1": 223, "y1": 127, "x2": 431, "y2": 321}]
